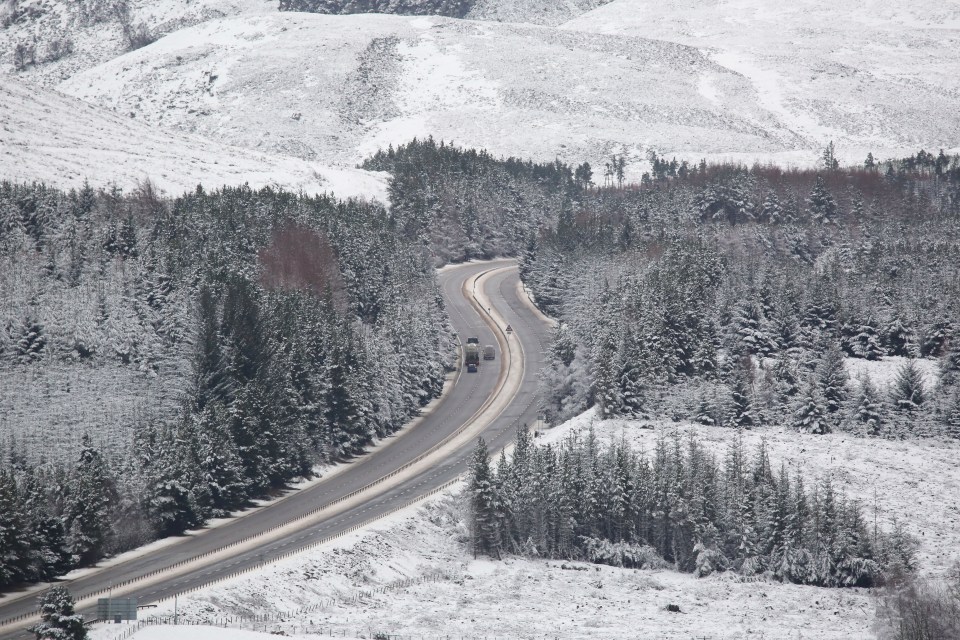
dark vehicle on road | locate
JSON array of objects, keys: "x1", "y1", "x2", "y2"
[{"x1": 465, "y1": 343, "x2": 480, "y2": 372}]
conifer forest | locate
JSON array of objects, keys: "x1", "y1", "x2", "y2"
[
  {"x1": 1, "y1": 140, "x2": 959, "y2": 610},
  {"x1": 0, "y1": 182, "x2": 450, "y2": 587}
]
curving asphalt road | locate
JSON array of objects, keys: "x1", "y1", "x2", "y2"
[{"x1": 0, "y1": 260, "x2": 550, "y2": 639}]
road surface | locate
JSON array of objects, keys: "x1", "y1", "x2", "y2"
[{"x1": 0, "y1": 260, "x2": 549, "y2": 639}]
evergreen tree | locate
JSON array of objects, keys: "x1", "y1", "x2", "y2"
[
  {"x1": 822, "y1": 142, "x2": 840, "y2": 171},
  {"x1": 852, "y1": 374, "x2": 885, "y2": 436},
  {"x1": 807, "y1": 176, "x2": 837, "y2": 223},
  {"x1": 0, "y1": 470, "x2": 30, "y2": 586},
  {"x1": 816, "y1": 344, "x2": 848, "y2": 419},
  {"x1": 773, "y1": 356, "x2": 800, "y2": 405},
  {"x1": 940, "y1": 338, "x2": 960, "y2": 387},
  {"x1": 469, "y1": 438, "x2": 500, "y2": 559},
  {"x1": 15, "y1": 316, "x2": 46, "y2": 364},
  {"x1": 29, "y1": 587, "x2": 87, "y2": 640},
  {"x1": 794, "y1": 377, "x2": 830, "y2": 434},
  {"x1": 884, "y1": 318, "x2": 916, "y2": 357},
  {"x1": 192, "y1": 285, "x2": 232, "y2": 410},
  {"x1": 891, "y1": 359, "x2": 926, "y2": 412},
  {"x1": 140, "y1": 424, "x2": 205, "y2": 537},
  {"x1": 849, "y1": 321, "x2": 884, "y2": 360},
  {"x1": 944, "y1": 389, "x2": 960, "y2": 439},
  {"x1": 64, "y1": 436, "x2": 114, "y2": 566},
  {"x1": 729, "y1": 370, "x2": 755, "y2": 428}
]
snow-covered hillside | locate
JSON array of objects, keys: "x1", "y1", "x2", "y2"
[
  {"x1": 0, "y1": 0, "x2": 275, "y2": 86},
  {"x1": 5, "y1": 0, "x2": 958, "y2": 184},
  {"x1": 563, "y1": 0, "x2": 960, "y2": 154},
  {"x1": 0, "y1": 77, "x2": 388, "y2": 199},
  {"x1": 466, "y1": 0, "x2": 612, "y2": 27},
  {"x1": 50, "y1": 5, "x2": 960, "y2": 179},
  {"x1": 57, "y1": 12, "x2": 780, "y2": 175}
]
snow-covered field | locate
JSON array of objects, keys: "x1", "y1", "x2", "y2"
[{"x1": 96, "y1": 381, "x2": 960, "y2": 639}]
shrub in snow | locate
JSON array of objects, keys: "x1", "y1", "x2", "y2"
[
  {"x1": 875, "y1": 562, "x2": 960, "y2": 640},
  {"x1": 581, "y1": 537, "x2": 668, "y2": 570}
]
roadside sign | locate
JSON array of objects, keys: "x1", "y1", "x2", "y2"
[{"x1": 97, "y1": 598, "x2": 138, "y2": 622}]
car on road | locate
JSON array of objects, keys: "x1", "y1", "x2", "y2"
[{"x1": 483, "y1": 345, "x2": 495, "y2": 360}]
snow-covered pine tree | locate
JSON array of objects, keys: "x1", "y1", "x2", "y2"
[
  {"x1": 140, "y1": 423, "x2": 206, "y2": 537},
  {"x1": 773, "y1": 355, "x2": 800, "y2": 406},
  {"x1": 735, "y1": 302, "x2": 776, "y2": 357},
  {"x1": 941, "y1": 337, "x2": 960, "y2": 388},
  {"x1": 849, "y1": 320, "x2": 884, "y2": 360},
  {"x1": 794, "y1": 377, "x2": 830, "y2": 434},
  {"x1": 822, "y1": 142, "x2": 840, "y2": 171},
  {"x1": 469, "y1": 438, "x2": 500, "y2": 559},
  {"x1": 0, "y1": 469, "x2": 30, "y2": 586},
  {"x1": 64, "y1": 436, "x2": 114, "y2": 566},
  {"x1": 884, "y1": 317, "x2": 916, "y2": 357},
  {"x1": 759, "y1": 189, "x2": 784, "y2": 223},
  {"x1": 15, "y1": 315, "x2": 45, "y2": 364},
  {"x1": 816, "y1": 343, "x2": 848, "y2": 422},
  {"x1": 729, "y1": 369, "x2": 756, "y2": 428},
  {"x1": 29, "y1": 586, "x2": 87, "y2": 640},
  {"x1": 807, "y1": 176, "x2": 837, "y2": 223},
  {"x1": 945, "y1": 389, "x2": 960, "y2": 439},
  {"x1": 852, "y1": 373, "x2": 885, "y2": 436},
  {"x1": 891, "y1": 359, "x2": 927, "y2": 413}
]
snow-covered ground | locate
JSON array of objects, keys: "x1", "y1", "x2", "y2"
[
  {"x1": 98, "y1": 374, "x2": 960, "y2": 639},
  {"x1": 0, "y1": 78, "x2": 388, "y2": 200}
]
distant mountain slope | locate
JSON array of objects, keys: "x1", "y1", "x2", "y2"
[
  {"x1": 56, "y1": 9, "x2": 960, "y2": 178},
  {"x1": 562, "y1": 0, "x2": 960, "y2": 156},
  {"x1": 6, "y1": 0, "x2": 958, "y2": 182},
  {"x1": 0, "y1": 78, "x2": 388, "y2": 199},
  {"x1": 0, "y1": 0, "x2": 274, "y2": 87},
  {"x1": 56, "y1": 12, "x2": 815, "y2": 178},
  {"x1": 466, "y1": 0, "x2": 611, "y2": 27}
]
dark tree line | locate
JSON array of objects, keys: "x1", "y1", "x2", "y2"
[
  {"x1": 469, "y1": 429, "x2": 916, "y2": 587},
  {"x1": 279, "y1": 0, "x2": 474, "y2": 18},
  {"x1": 0, "y1": 180, "x2": 452, "y2": 589},
  {"x1": 363, "y1": 137, "x2": 582, "y2": 263}
]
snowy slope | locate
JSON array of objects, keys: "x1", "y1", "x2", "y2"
[
  {"x1": 0, "y1": 78, "x2": 388, "y2": 199},
  {"x1": 562, "y1": 0, "x2": 960, "y2": 162},
  {"x1": 51, "y1": 13, "x2": 803, "y2": 176},
  {"x1": 465, "y1": 0, "x2": 612, "y2": 27},
  {"x1": 54, "y1": 8, "x2": 960, "y2": 180},
  {"x1": 0, "y1": 0, "x2": 275, "y2": 86}
]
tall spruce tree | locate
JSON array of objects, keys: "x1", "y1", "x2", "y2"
[
  {"x1": 65, "y1": 437, "x2": 113, "y2": 566},
  {"x1": 469, "y1": 438, "x2": 499, "y2": 559}
]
